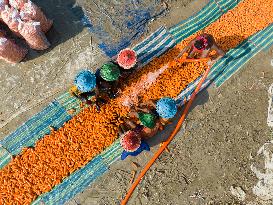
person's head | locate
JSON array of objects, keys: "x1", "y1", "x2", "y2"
[
  {"x1": 117, "y1": 48, "x2": 137, "y2": 70},
  {"x1": 120, "y1": 130, "x2": 141, "y2": 152},
  {"x1": 74, "y1": 70, "x2": 96, "y2": 93},
  {"x1": 100, "y1": 62, "x2": 121, "y2": 81},
  {"x1": 138, "y1": 112, "x2": 156, "y2": 129},
  {"x1": 194, "y1": 35, "x2": 211, "y2": 51},
  {"x1": 156, "y1": 97, "x2": 177, "y2": 119}
]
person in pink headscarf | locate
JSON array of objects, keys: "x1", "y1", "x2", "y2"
[{"x1": 177, "y1": 33, "x2": 225, "y2": 65}]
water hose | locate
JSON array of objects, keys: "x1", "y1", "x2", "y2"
[{"x1": 121, "y1": 59, "x2": 212, "y2": 205}]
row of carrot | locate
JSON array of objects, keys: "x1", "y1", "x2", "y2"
[
  {"x1": 0, "y1": 103, "x2": 129, "y2": 204},
  {"x1": 1, "y1": 0, "x2": 273, "y2": 204}
]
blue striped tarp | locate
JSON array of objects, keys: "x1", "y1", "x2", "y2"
[
  {"x1": 0, "y1": 146, "x2": 12, "y2": 169},
  {"x1": 214, "y1": 23, "x2": 273, "y2": 87},
  {"x1": 0, "y1": 101, "x2": 72, "y2": 168},
  {"x1": 132, "y1": 26, "x2": 176, "y2": 67},
  {"x1": 30, "y1": 26, "x2": 175, "y2": 205},
  {"x1": 74, "y1": 0, "x2": 166, "y2": 57},
  {"x1": 215, "y1": 0, "x2": 240, "y2": 13},
  {"x1": 169, "y1": 0, "x2": 241, "y2": 43}
]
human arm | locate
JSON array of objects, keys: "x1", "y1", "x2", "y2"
[
  {"x1": 139, "y1": 100, "x2": 156, "y2": 109},
  {"x1": 128, "y1": 111, "x2": 139, "y2": 119},
  {"x1": 124, "y1": 119, "x2": 137, "y2": 129},
  {"x1": 176, "y1": 40, "x2": 194, "y2": 59},
  {"x1": 211, "y1": 44, "x2": 225, "y2": 60},
  {"x1": 206, "y1": 44, "x2": 225, "y2": 66}
]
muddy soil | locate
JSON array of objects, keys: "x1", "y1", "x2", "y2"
[{"x1": 0, "y1": 0, "x2": 272, "y2": 204}]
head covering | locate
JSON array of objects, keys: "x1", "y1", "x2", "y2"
[
  {"x1": 193, "y1": 35, "x2": 209, "y2": 51},
  {"x1": 117, "y1": 48, "x2": 137, "y2": 69},
  {"x1": 120, "y1": 130, "x2": 141, "y2": 152},
  {"x1": 100, "y1": 62, "x2": 120, "y2": 81},
  {"x1": 156, "y1": 97, "x2": 177, "y2": 119},
  {"x1": 121, "y1": 140, "x2": 150, "y2": 160},
  {"x1": 74, "y1": 70, "x2": 96, "y2": 93},
  {"x1": 138, "y1": 112, "x2": 156, "y2": 129}
]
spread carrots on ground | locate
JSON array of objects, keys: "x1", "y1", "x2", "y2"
[{"x1": 1, "y1": 0, "x2": 273, "y2": 204}]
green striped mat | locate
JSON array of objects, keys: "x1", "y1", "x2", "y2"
[
  {"x1": 175, "y1": 23, "x2": 273, "y2": 105},
  {"x1": 169, "y1": 0, "x2": 241, "y2": 43},
  {"x1": 213, "y1": 23, "x2": 273, "y2": 86},
  {"x1": 4, "y1": 1, "x2": 270, "y2": 204}
]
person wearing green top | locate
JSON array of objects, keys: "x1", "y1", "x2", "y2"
[
  {"x1": 121, "y1": 97, "x2": 178, "y2": 139},
  {"x1": 96, "y1": 62, "x2": 121, "y2": 99},
  {"x1": 122, "y1": 103, "x2": 163, "y2": 140}
]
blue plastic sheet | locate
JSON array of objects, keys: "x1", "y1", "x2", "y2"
[{"x1": 73, "y1": 0, "x2": 166, "y2": 57}]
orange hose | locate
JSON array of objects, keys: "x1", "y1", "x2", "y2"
[{"x1": 121, "y1": 62, "x2": 212, "y2": 205}]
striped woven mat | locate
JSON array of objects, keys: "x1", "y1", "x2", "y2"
[{"x1": 2, "y1": 0, "x2": 273, "y2": 204}]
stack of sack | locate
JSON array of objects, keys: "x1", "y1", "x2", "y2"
[{"x1": 0, "y1": 0, "x2": 52, "y2": 63}]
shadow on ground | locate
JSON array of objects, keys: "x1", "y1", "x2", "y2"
[
  {"x1": 212, "y1": 35, "x2": 252, "y2": 84},
  {"x1": 148, "y1": 89, "x2": 209, "y2": 147},
  {"x1": 75, "y1": 0, "x2": 167, "y2": 57},
  {"x1": 22, "y1": 0, "x2": 85, "y2": 60}
]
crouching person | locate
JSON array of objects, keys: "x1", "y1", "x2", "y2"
[
  {"x1": 69, "y1": 69, "x2": 103, "y2": 110},
  {"x1": 95, "y1": 62, "x2": 121, "y2": 99},
  {"x1": 119, "y1": 97, "x2": 178, "y2": 160}
]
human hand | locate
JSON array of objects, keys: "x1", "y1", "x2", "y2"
[
  {"x1": 175, "y1": 52, "x2": 188, "y2": 60},
  {"x1": 207, "y1": 59, "x2": 216, "y2": 67}
]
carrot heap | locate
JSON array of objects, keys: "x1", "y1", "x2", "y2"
[
  {"x1": 0, "y1": 102, "x2": 129, "y2": 204},
  {"x1": 1, "y1": 0, "x2": 273, "y2": 204},
  {"x1": 142, "y1": 61, "x2": 208, "y2": 101},
  {"x1": 204, "y1": 0, "x2": 273, "y2": 51}
]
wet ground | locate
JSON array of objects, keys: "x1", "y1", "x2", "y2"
[{"x1": 0, "y1": 0, "x2": 273, "y2": 204}]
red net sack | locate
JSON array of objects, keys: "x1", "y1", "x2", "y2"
[
  {"x1": 8, "y1": 0, "x2": 27, "y2": 10},
  {"x1": 18, "y1": 20, "x2": 50, "y2": 50},
  {"x1": 20, "y1": 1, "x2": 52, "y2": 33},
  {"x1": 0, "y1": 0, "x2": 9, "y2": 22},
  {"x1": 0, "y1": 36, "x2": 28, "y2": 63},
  {"x1": 1, "y1": 6, "x2": 21, "y2": 35}
]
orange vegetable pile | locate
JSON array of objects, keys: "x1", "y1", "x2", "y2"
[
  {"x1": 142, "y1": 61, "x2": 208, "y2": 101},
  {"x1": 1, "y1": 0, "x2": 273, "y2": 204},
  {"x1": 203, "y1": 0, "x2": 273, "y2": 51},
  {"x1": 0, "y1": 102, "x2": 129, "y2": 204}
]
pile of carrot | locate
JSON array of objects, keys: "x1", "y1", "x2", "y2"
[
  {"x1": 0, "y1": 0, "x2": 273, "y2": 204},
  {"x1": 141, "y1": 61, "x2": 208, "y2": 101},
  {"x1": 0, "y1": 102, "x2": 129, "y2": 204},
  {"x1": 199, "y1": 0, "x2": 273, "y2": 51}
]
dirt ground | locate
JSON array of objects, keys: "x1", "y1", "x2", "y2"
[
  {"x1": 67, "y1": 49, "x2": 273, "y2": 205},
  {"x1": 0, "y1": 0, "x2": 273, "y2": 204}
]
